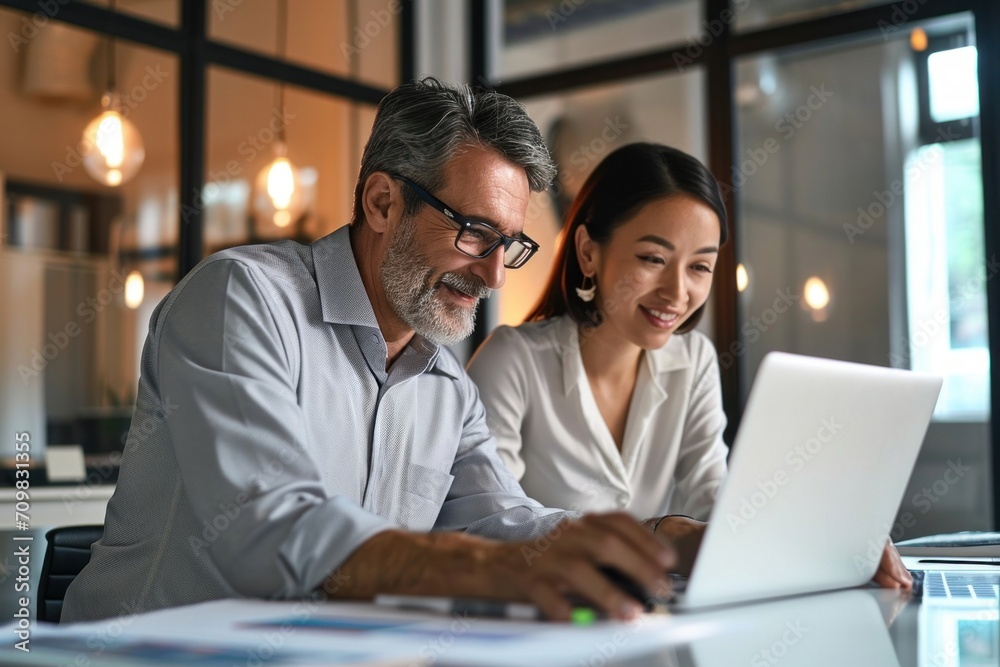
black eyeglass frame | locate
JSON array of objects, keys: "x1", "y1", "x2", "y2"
[{"x1": 391, "y1": 173, "x2": 540, "y2": 269}]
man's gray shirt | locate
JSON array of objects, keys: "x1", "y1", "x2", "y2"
[{"x1": 62, "y1": 225, "x2": 570, "y2": 622}]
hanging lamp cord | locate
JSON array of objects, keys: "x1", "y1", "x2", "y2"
[
  {"x1": 107, "y1": 0, "x2": 118, "y2": 94},
  {"x1": 275, "y1": 0, "x2": 288, "y2": 143}
]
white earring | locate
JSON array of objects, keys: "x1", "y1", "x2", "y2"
[{"x1": 575, "y1": 275, "x2": 596, "y2": 303}]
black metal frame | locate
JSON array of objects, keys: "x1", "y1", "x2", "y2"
[
  {"x1": 4, "y1": 179, "x2": 122, "y2": 254},
  {"x1": 486, "y1": 0, "x2": 999, "y2": 528}
]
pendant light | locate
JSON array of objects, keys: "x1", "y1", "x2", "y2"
[
  {"x1": 254, "y1": 0, "x2": 303, "y2": 229},
  {"x1": 81, "y1": 0, "x2": 145, "y2": 187}
]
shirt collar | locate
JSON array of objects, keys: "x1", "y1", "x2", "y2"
[
  {"x1": 557, "y1": 314, "x2": 693, "y2": 396},
  {"x1": 311, "y1": 225, "x2": 457, "y2": 379},
  {"x1": 312, "y1": 225, "x2": 380, "y2": 329}
]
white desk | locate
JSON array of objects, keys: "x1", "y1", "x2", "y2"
[{"x1": 3, "y1": 583, "x2": 994, "y2": 666}]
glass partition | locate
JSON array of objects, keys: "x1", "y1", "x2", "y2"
[
  {"x1": 0, "y1": 7, "x2": 178, "y2": 466},
  {"x1": 733, "y1": 12, "x2": 990, "y2": 536},
  {"x1": 208, "y1": 0, "x2": 399, "y2": 89},
  {"x1": 499, "y1": 0, "x2": 703, "y2": 79},
  {"x1": 204, "y1": 67, "x2": 376, "y2": 250},
  {"x1": 735, "y1": 0, "x2": 893, "y2": 32}
]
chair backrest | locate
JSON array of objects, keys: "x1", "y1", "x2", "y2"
[{"x1": 37, "y1": 525, "x2": 104, "y2": 623}]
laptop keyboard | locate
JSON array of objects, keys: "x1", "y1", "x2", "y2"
[{"x1": 921, "y1": 571, "x2": 1000, "y2": 600}]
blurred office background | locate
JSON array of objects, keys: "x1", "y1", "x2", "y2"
[{"x1": 0, "y1": 0, "x2": 997, "y2": 555}]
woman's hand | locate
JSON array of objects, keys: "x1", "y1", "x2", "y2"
[
  {"x1": 649, "y1": 515, "x2": 706, "y2": 576},
  {"x1": 873, "y1": 540, "x2": 913, "y2": 590}
]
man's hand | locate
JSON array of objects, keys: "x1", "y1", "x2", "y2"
[
  {"x1": 323, "y1": 512, "x2": 675, "y2": 622},
  {"x1": 873, "y1": 540, "x2": 913, "y2": 590},
  {"x1": 648, "y1": 516, "x2": 705, "y2": 576},
  {"x1": 488, "y1": 512, "x2": 676, "y2": 621}
]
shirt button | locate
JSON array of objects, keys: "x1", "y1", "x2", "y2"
[
  {"x1": 371, "y1": 334, "x2": 379, "y2": 342},
  {"x1": 617, "y1": 494, "x2": 629, "y2": 506}
]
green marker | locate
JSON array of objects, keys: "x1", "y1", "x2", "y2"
[{"x1": 570, "y1": 607, "x2": 598, "y2": 625}]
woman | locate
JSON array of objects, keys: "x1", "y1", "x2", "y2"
[
  {"x1": 467, "y1": 142, "x2": 727, "y2": 570},
  {"x1": 468, "y1": 142, "x2": 915, "y2": 588}
]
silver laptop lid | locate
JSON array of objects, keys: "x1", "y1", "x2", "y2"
[{"x1": 682, "y1": 352, "x2": 942, "y2": 609}]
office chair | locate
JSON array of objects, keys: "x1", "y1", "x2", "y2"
[{"x1": 37, "y1": 525, "x2": 104, "y2": 623}]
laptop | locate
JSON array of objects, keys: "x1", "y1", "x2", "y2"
[{"x1": 671, "y1": 351, "x2": 943, "y2": 610}]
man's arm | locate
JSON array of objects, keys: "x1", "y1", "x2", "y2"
[
  {"x1": 157, "y1": 259, "x2": 395, "y2": 598},
  {"x1": 324, "y1": 512, "x2": 676, "y2": 621}
]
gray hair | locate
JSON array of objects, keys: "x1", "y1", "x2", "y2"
[{"x1": 351, "y1": 77, "x2": 556, "y2": 225}]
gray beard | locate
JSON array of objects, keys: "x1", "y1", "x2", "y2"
[{"x1": 380, "y1": 219, "x2": 491, "y2": 346}]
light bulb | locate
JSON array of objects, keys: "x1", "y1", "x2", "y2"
[
  {"x1": 736, "y1": 263, "x2": 749, "y2": 293},
  {"x1": 273, "y1": 210, "x2": 291, "y2": 227},
  {"x1": 81, "y1": 94, "x2": 145, "y2": 187},
  {"x1": 803, "y1": 276, "x2": 830, "y2": 310},
  {"x1": 254, "y1": 142, "x2": 305, "y2": 231},
  {"x1": 266, "y1": 157, "x2": 296, "y2": 212},
  {"x1": 910, "y1": 28, "x2": 928, "y2": 52},
  {"x1": 124, "y1": 270, "x2": 144, "y2": 309}
]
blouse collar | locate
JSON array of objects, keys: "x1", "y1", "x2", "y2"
[{"x1": 557, "y1": 315, "x2": 694, "y2": 397}]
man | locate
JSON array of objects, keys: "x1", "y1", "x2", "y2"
[{"x1": 61, "y1": 78, "x2": 678, "y2": 623}]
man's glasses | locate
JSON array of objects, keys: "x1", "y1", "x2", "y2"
[{"x1": 392, "y1": 174, "x2": 540, "y2": 269}]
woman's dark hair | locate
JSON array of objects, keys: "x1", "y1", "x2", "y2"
[{"x1": 525, "y1": 142, "x2": 729, "y2": 334}]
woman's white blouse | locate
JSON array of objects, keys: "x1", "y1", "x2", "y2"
[{"x1": 467, "y1": 315, "x2": 728, "y2": 521}]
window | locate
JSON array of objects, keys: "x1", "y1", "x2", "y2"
[{"x1": 903, "y1": 27, "x2": 986, "y2": 421}]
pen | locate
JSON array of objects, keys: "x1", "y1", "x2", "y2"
[{"x1": 374, "y1": 595, "x2": 542, "y2": 621}]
